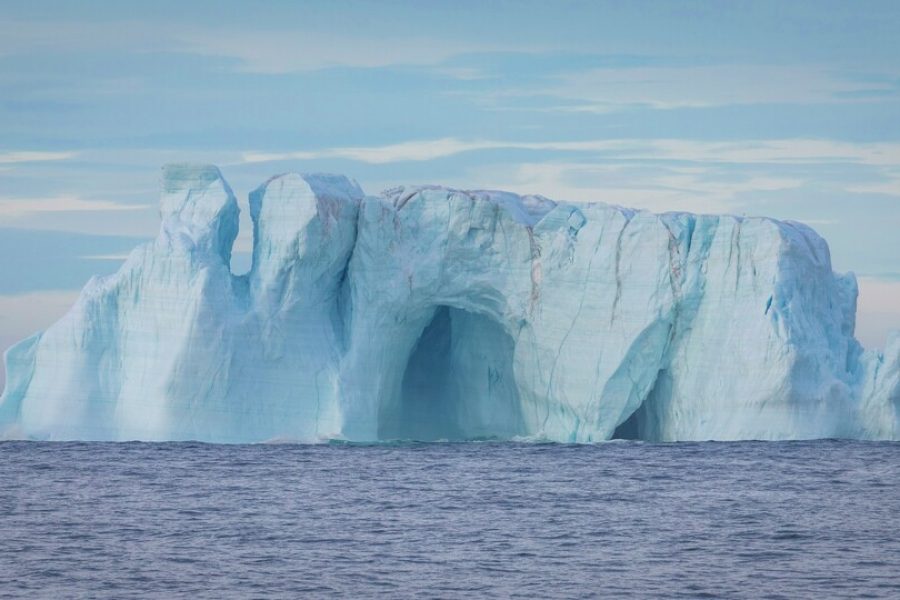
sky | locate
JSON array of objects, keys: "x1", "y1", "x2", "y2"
[{"x1": 1, "y1": 0, "x2": 900, "y2": 386}]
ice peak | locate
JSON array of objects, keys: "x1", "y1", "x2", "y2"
[
  {"x1": 249, "y1": 172, "x2": 363, "y2": 223},
  {"x1": 248, "y1": 172, "x2": 362, "y2": 305},
  {"x1": 158, "y1": 163, "x2": 239, "y2": 264},
  {"x1": 161, "y1": 163, "x2": 224, "y2": 194}
]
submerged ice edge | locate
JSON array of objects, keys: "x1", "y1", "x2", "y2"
[{"x1": 1, "y1": 163, "x2": 898, "y2": 442}]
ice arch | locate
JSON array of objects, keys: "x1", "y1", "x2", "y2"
[{"x1": 378, "y1": 305, "x2": 525, "y2": 441}]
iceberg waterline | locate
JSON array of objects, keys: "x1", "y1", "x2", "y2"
[{"x1": 1, "y1": 164, "x2": 898, "y2": 442}]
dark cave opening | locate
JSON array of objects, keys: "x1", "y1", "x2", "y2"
[
  {"x1": 378, "y1": 305, "x2": 525, "y2": 441},
  {"x1": 612, "y1": 408, "x2": 642, "y2": 440}
]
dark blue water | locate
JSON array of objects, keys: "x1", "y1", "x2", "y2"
[{"x1": 1, "y1": 441, "x2": 898, "y2": 598}]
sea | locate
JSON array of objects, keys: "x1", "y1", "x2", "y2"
[{"x1": 1, "y1": 440, "x2": 898, "y2": 598}]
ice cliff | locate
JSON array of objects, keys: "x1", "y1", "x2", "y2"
[{"x1": 1, "y1": 164, "x2": 898, "y2": 442}]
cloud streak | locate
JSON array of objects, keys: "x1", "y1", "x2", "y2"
[
  {"x1": 0, "y1": 151, "x2": 76, "y2": 164},
  {"x1": 0, "y1": 18, "x2": 531, "y2": 75},
  {"x1": 543, "y1": 65, "x2": 899, "y2": 111},
  {"x1": 174, "y1": 30, "x2": 529, "y2": 74},
  {"x1": 243, "y1": 137, "x2": 900, "y2": 167},
  {"x1": 0, "y1": 196, "x2": 149, "y2": 218}
]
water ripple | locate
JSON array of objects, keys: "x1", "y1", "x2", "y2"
[{"x1": 0, "y1": 440, "x2": 898, "y2": 598}]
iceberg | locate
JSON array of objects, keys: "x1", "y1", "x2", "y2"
[{"x1": 1, "y1": 164, "x2": 898, "y2": 442}]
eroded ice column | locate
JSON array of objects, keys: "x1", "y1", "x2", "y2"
[
  {"x1": 224, "y1": 173, "x2": 364, "y2": 441},
  {"x1": 2, "y1": 164, "x2": 240, "y2": 440}
]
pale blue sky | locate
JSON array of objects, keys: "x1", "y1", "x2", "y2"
[{"x1": 2, "y1": 1, "x2": 900, "y2": 385}]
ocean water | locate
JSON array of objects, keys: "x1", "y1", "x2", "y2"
[{"x1": 1, "y1": 440, "x2": 898, "y2": 599}]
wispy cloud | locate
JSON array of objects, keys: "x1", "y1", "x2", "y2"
[
  {"x1": 554, "y1": 65, "x2": 897, "y2": 110},
  {"x1": 0, "y1": 196, "x2": 148, "y2": 218},
  {"x1": 0, "y1": 19, "x2": 529, "y2": 75},
  {"x1": 77, "y1": 254, "x2": 131, "y2": 261},
  {"x1": 242, "y1": 136, "x2": 900, "y2": 217},
  {"x1": 243, "y1": 139, "x2": 510, "y2": 164},
  {"x1": 843, "y1": 176, "x2": 900, "y2": 196},
  {"x1": 461, "y1": 161, "x2": 806, "y2": 215},
  {"x1": 462, "y1": 64, "x2": 900, "y2": 113},
  {"x1": 0, "y1": 151, "x2": 76, "y2": 164},
  {"x1": 174, "y1": 30, "x2": 527, "y2": 74},
  {"x1": 243, "y1": 137, "x2": 900, "y2": 167}
]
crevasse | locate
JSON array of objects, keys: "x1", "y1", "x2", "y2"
[{"x1": 1, "y1": 164, "x2": 897, "y2": 442}]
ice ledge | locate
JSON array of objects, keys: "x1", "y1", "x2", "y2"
[{"x1": 381, "y1": 185, "x2": 558, "y2": 226}]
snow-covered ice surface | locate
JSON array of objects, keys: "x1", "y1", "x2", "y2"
[{"x1": 1, "y1": 164, "x2": 897, "y2": 442}]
